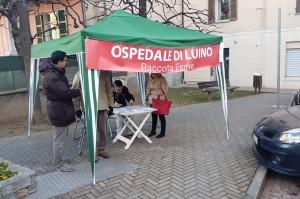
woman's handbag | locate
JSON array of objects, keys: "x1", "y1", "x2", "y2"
[{"x1": 152, "y1": 95, "x2": 172, "y2": 115}]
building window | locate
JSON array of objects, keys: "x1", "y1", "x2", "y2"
[
  {"x1": 35, "y1": 15, "x2": 44, "y2": 43},
  {"x1": 208, "y1": 0, "x2": 237, "y2": 23},
  {"x1": 35, "y1": 9, "x2": 68, "y2": 43},
  {"x1": 286, "y1": 48, "x2": 300, "y2": 77},
  {"x1": 217, "y1": 0, "x2": 230, "y2": 21},
  {"x1": 296, "y1": 0, "x2": 300, "y2": 13}
]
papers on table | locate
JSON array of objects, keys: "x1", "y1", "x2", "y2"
[{"x1": 113, "y1": 106, "x2": 156, "y2": 115}]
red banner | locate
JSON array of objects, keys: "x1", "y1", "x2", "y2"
[{"x1": 85, "y1": 39, "x2": 221, "y2": 73}]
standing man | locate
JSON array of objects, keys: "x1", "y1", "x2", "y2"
[
  {"x1": 39, "y1": 51, "x2": 81, "y2": 172},
  {"x1": 73, "y1": 70, "x2": 114, "y2": 158},
  {"x1": 113, "y1": 80, "x2": 135, "y2": 134}
]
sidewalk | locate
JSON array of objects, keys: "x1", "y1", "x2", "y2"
[{"x1": 0, "y1": 93, "x2": 292, "y2": 198}]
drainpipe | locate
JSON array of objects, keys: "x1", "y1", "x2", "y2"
[
  {"x1": 181, "y1": 0, "x2": 184, "y2": 28},
  {"x1": 102, "y1": 0, "x2": 112, "y2": 82},
  {"x1": 103, "y1": 0, "x2": 107, "y2": 16},
  {"x1": 181, "y1": 0, "x2": 185, "y2": 84}
]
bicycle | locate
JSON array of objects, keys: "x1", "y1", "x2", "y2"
[
  {"x1": 73, "y1": 111, "x2": 115, "y2": 156},
  {"x1": 73, "y1": 115, "x2": 86, "y2": 156}
]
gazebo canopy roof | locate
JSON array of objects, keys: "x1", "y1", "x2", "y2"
[{"x1": 31, "y1": 10, "x2": 222, "y2": 58}]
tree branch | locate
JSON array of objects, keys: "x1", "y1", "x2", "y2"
[
  {"x1": 77, "y1": 0, "x2": 218, "y2": 32},
  {"x1": 32, "y1": 26, "x2": 57, "y2": 40},
  {"x1": 65, "y1": 0, "x2": 83, "y2": 26}
]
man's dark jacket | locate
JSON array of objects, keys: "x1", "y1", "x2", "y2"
[
  {"x1": 39, "y1": 60, "x2": 80, "y2": 127},
  {"x1": 113, "y1": 86, "x2": 135, "y2": 107}
]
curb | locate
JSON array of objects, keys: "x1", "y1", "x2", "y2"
[{"x1": 244, "y1": 165, "x2": 268, "y2": 199}]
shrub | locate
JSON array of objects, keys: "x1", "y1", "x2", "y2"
[{"x1": 0, "y1": 162, "x2": 17, "y2": 181}]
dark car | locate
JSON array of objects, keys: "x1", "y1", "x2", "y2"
[{"x1": 252, "y1": 105, "x2": 300, "y2": 176}]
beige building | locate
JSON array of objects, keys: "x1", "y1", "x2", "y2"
[{"x1": 184, "y1": 0, "x2": 300, "y2": 89}]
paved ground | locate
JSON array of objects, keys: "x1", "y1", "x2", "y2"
[
  {"x1": 0, "y1": 123, "x2": 138, "y2": 198},
  {"x1": 57, "y1": 93, "x2": 291, "y2": 199},
  {"x1": 0, "y1": 93, "x2": 293, "y2": 198},
  {"x1": 261, "y1": 171, "x2": 300, "y2": 199}
]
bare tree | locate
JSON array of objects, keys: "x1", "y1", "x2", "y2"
[
  {"x1": 83, "y1": 0, "x2": 216, "y2": 32},
  {"x1": 0, "y1": 0, "x2": 83, "y2": 115}
]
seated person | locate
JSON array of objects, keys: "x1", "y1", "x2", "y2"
[
  {"x1": 113, "y1": 80, "x2": 135, "y2": 134},
  {"x1": 113, "y1": 80, "x2": 135, "y2": 107}
]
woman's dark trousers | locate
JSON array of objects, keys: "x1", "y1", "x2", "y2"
[{"x1": 151, "y1": 113, "x2": 166, "y2": 136}]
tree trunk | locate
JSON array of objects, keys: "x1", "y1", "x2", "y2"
[
  {"x1": 15, "y1": 1, "x2": 32, "y2": 79},
  {"x1": 12, "y1": 1, "x2": 43, "y2": 117}
]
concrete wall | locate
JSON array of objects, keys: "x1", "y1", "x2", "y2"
[
  {"x1": 184, "y1": 67, "x2": 212, "y2": 84},
  {"x1": 0, "y1": 91, "x2": 47, "y2": 122}
]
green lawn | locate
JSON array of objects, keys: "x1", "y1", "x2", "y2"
[{"x1": 166, "y1": 87, "x2": 260, "y2": 107}]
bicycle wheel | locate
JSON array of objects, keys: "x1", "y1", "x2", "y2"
[{"x1": 77, "y1": 128, "x2": 86, "y2": 156}]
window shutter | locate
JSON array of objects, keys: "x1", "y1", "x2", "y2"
[
  {"x1": 57, "y1": 10, "x2": 68, "y2": 37},
  {"x1": 296, "y1": 0, "x2": 300, "y2": 13},
  {"x1": 208, "y1": 0, "x2": 215, "y2": 23},
  {"x1": 35, "y1": 15, "x2": 44, "y2": 43},
  {"x1": 58, "y1": 10, "x2": 66, "y2": 22},
  {"x1": 286, "y1": 49, "x2": 300, "y2": 77},
  {"x1": 230, "y1": 0, "x2": 237, "y2": 20}
]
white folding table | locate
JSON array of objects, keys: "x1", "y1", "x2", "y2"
[{"x1": 112, "y1": 105, "x2": 157, "y2": 149}]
